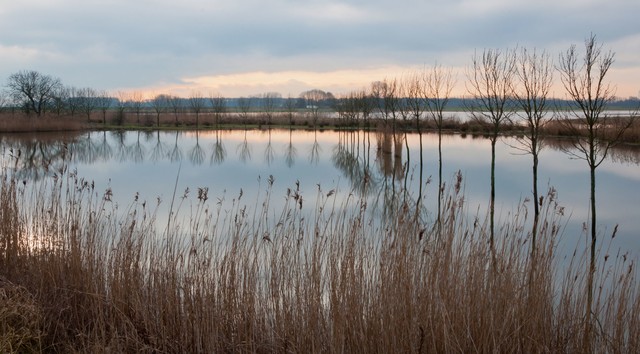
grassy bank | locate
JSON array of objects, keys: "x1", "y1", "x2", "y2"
[{"x1": 1, "y1": 159, "x2": 638, "y2": 353}]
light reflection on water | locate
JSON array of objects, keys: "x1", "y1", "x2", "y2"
[{"x1": 1, "y1": 129, "x2": 639, "y2": 258}]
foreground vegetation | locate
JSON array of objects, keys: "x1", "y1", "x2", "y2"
[{"x1": 1, "y1": 157, "x2": 638, "y2": 353}]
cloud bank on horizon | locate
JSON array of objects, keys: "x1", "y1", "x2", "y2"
[{"x1": 1, "y1": 0, "x2": 639, "y2": 98}]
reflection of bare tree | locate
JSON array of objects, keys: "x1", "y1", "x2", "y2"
[
  {"x1": 284, "y1": 129, "x2": 297, "y2": 167},
  {"x1": 110, "y1": 130, "x2": 129, "y2": 162},
  {"x1": 169, "y1": 131, "x2": 183, "y2": 162},
  {"x1": 95, "y1": 131, "x2": 113, "y2": 161},
  {"x1": 210, "y1": 130, "x2": 226, "y2": 165},
  {"x1": 607, "y1": 145, "x2": 640, "y2": 164},
  {"x1": 150, "y1": 131, "x2": 169, "y2": 162},
  {"x1": 237, "y1": 129, "x2": 252, "y2": 163},
  {"x1": 264, "y1": 128, "x2": 275, "y2": 165},
  {"x1": 74, "y1": 132, "x2": 99, "y2": 164},
  {"x1": 333, "y1": 131, "x2": 377, "y2": 195},
  {"x1": 309, "y1": 130, "x2": 321, "y2": 165},
  {"x1": 0, "y1": 133, "x2": 79, "y2": 180},
  {"x1": 376, "y1": 130, "x2": 400, "y2": 178},
  {"x1": 545, "y1": 138, "x2": 640, "y2": 165},
  {"x1": 143, "y1": 130, "x2": 155, "y2": 143},
  {"x1": 189, "y1": 131, "x2": 205, "y2": 165},
  {"x1": 130, "y1": 131, "x2": 146, "y2": 163}
]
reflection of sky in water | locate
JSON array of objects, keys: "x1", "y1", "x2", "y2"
[{"x1": 2, "y1": 129, "x2": 639, "y2": 259}]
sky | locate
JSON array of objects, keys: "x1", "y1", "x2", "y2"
[{"x1": 1, "y1": 0, "x2": 639, "y2": 99}]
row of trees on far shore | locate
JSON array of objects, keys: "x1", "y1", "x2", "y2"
[{"x1": 0, "y1": 74, "x2": 342, "y2": 125}]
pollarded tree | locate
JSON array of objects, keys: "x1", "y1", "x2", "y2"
[
  {"x1": 466, "y1": 48, "x2": 517, "y2": 262},
  {"x1": 513, "y1": 48, "x2": 553, "y2": 258},
  {"x1": 7, "y1": 70, "x2": 62, "y2": 116},
  {"x1": 557, "y1": 34, "x2": 634, "y2": 343}
]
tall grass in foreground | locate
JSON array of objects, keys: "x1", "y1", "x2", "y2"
[{"x1": 1, "y1": 166, "x2": 639, "y2": 353}]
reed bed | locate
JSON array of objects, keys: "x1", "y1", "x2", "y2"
[{"x1": 0, "y1": 161, "x2": 639, "y2": 353}]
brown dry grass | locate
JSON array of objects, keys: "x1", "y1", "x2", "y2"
[
  {"x1": 0, "y1": 113, "x2": 88, "y2": 133},
  {"x1": 1, "y1": 159, "x2": 638, "y2": 353}
]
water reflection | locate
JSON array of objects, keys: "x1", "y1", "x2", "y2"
[
  {"x1": 237, "y1": 130, "x2": 251, "y2": 163},
  {"x1": 189, "y1": 131, "x2": 205, "y2": 165},
  {"x1": 2, "y1": 129, "x2": 639, "y2": 255}
]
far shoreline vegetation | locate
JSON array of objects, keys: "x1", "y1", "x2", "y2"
[{"x1": 1, "y1": 106, "x2": 639, "y2": 145}]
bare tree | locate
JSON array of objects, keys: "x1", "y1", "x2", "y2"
[
  {"x1": 78, "y1": 87, "x2": 100, "y2": 122},
  {"x1": 513, "y1": 48, "x2": 553, "y2": 257},
  {"x1": 167, "y1": 95, "x2": 184, "y2": 126},
  {"x1": 338, "y1": 91, "x2": 360, "y2": 125},
  {"x1": 114, "y1": 91, "x2": 129, "y2": 125},
  {"x1": 96, "y1": 90, "x2": 112, "y2": 124},
  {"x1": 66, "y1": 87, "x2": 81, "y2": 116},
  {"x1": 557, "y1": 34, "x2": 633, "y2": 342},
  {"x1": 189, "y1": 91, "x2": 205, "y2": 128},
  {"x1": 398, "y1": 76, "x2": 413, "y2": 125},
  {"x1": 237, "y1": 96, "x2": 253, "y2": 123},
  {"x1": 209, "y1": 93, "x2": 226, "y2": 128},
  {"x1": 466, "y1": 48, "x2": 517, "y2": 262},
  {"x1": 404, "y1": 71, "x2": 424, "y2": 129},
  {"x1": 0, "y1": 90, "x2": 9, "y2": 113},
  {"x1": 357, "y1": 89, "x2": 374, "y2": 128},
  {"x1": 300, "y1": 89, "x2": 332, "y2": 127},
  {"x1": 129, "y1": 91, "x2": 145, "y2": 124},
  {"x1": 151, "y1": 94, "x2": 169, "y2": 127},
  {"x1": 261, "y1": 92, "x2": 281, "y2": 125},
  {"x1": 423, "y1": 64, "x2": 456, "y2": 234},
  {"x1": 283, "y1": 95, "x2": 298, "y2": 126},
  {"x1": 7, "y1": 70, "x2": 62, "y2": 116},
  {"x1": 51, "y1": 86, "x2": 70, "y2": 116},
  {"x1": 371, "y1": 79, "x2": 400, "y2": 128}
]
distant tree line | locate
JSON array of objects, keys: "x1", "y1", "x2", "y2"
[{"x1": 2, "y1": 69, "x2": 637, "y2": 125}]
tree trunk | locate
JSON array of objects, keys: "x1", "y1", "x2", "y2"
[
  {"x1": 531, "y1": 143, "x2": 539, "y2": 259},
  {"x1": 437, "y1": 128, "x2": 443, "y2": 238},
  {"x1": 490, "y1": 134, "x2": 497, "y2": 268}
]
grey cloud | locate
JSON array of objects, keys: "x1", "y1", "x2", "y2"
[{"x1": 1, "y1": 0, "x2": 638, "y2": 94}]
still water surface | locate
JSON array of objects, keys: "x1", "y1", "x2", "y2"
[{"x1": 2, "y1": 129, "x2": 639, "y2": 258}]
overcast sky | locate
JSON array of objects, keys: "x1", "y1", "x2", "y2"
[{"x1": 1, "y1": 0, "x2": 639, "y2": 98}]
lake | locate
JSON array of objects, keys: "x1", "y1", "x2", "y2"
[{"x1": 1, "y1": 128, "x2": 639, "y2": 259}]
